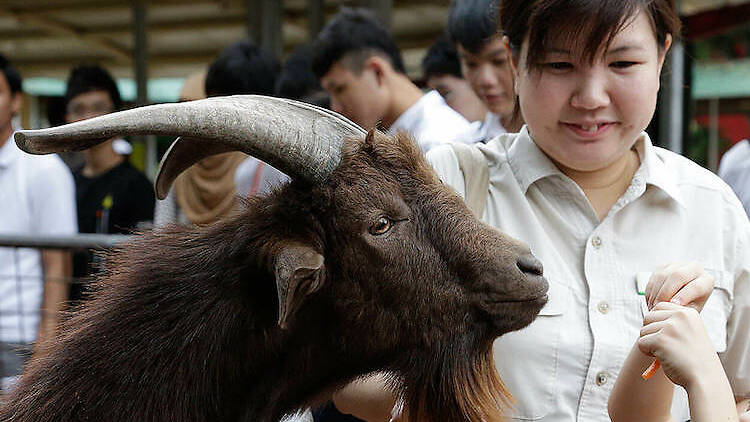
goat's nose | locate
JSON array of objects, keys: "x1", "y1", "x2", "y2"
[{"x1": 517, "y1": 254, "x2": 543, "y2": 276}]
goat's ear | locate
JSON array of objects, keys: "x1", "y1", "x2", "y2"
[{"x1": 274, "y1": 244, "x2": 325, "y2": 330}]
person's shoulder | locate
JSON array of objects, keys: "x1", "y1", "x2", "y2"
[
  {"x1": 116, "y1": 161, "x2": 155, "y2": 195},
  {"x1": 20, "y1": 152, "x2": 73, "y2": 183},
  {"x1": 426, "y1": 132, "x2": 515, "y2": 172},
  {"x1": 656, "y1": 147, "x2": 722, "y2": 186},
  {"x1": 719, "y1": 139, "x2": 750, "y2": 176},
  {"x1": 655, "y1": 146, "x2": 742, "y2": 208}
]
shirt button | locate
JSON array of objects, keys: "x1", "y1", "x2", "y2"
[
  {"x1": 591, "y1": 236, "x2": 602, "y2": 248},
  {"x1": 596, "y1": 371, "x2": 609, "y2": 386},
  {"x1": 597, "y1": 301, "x2": 610, "y2": 314}
]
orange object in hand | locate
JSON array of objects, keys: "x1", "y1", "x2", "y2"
[{"x1": 641, "y1": 359, "x2": 661, "y2": 380}]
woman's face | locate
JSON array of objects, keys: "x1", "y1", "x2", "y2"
[
  {"x1": 512, "y1": 10, "x2": 670, "y2": 172},
  {"x1": 458, "y1": 36, "x2": 515, "y2": 120}
]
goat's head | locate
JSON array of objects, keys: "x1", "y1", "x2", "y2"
[{"x1": 15, "y1": 95, "x2": 548, "y2": 421}]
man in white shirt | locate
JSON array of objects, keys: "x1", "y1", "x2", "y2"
[
  {"x1": 311, "y1": 8, "x2": 473, "y2": 153},
  {"x1": 718, "y1": 139, "x2": 750, "y2": 216},
  {"x1": 0, "y1": 54, "x2": 76, "y2": 389}
]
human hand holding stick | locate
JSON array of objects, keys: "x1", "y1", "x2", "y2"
[{"x1": 640, "y1": 262, "x2": 714, "y2": 380}]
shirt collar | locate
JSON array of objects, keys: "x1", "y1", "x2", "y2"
[
  {"x1": 633, "y1": 131, "x2": 685, "y2": 207},
  {"x1": 505, "y1": 125, "x2": 563, "y2": 193},
  {"x1": 505, "y1": 126, "x2": 685, "y2": 206},
  {"x1": 0, "y1": 133, "x2": 19, "y2": 169}
]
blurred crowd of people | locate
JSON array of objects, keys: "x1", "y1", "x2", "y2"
[{"x1": 0, "y1": 0, "x2": 748, "y2": 421}]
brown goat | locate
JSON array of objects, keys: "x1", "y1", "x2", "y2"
[{"x1": 1, "y1": 97, "x2": 548, "y2": 422}]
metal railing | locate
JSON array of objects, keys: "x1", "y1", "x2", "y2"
[
  {"x1": 0, "y1": 233, "x2": 133, "y2": 389},
  {"x1": 0, "y1": 233, "x2": 132, "y2": 250}
]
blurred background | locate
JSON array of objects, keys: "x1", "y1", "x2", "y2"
[{"x1": 0, "y1": 0, "x2": 748, "y2": 175}]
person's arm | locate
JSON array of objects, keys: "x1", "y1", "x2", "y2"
[
  {"x1": 35, "y1": 249, "x2": 71, "y2": 351},
  {"x1": 611, "y1": 302, "x2": 739, "y2": 422},
  {"x1": 332, "y1": 373, "x2": 397, "y2": 422},
  {"x1": 737, "y1": 399, "x2": 750, "y2": 422},
  {"x1": 609, "y1": 342, "x2": 675, "y2": 422},
  {"x1": 610, "y1": 263, "x2": 715, "y2": 422}
]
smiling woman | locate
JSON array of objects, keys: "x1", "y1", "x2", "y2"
[
  {"x1": 434, "y1": 0, "x2": 747, "y2": 420},
  {"x1": 332, "y1": 1, "x2": 750, "y2": 421},
  {"x1": 427, "y1": 0, "x2": 749, "y2": 421}
]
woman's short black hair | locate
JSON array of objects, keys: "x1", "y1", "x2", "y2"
[
  {"x1": 447, "y1": 0, "x2": 500, "y2": 54},
  {"x1": 422, "y1": 34, "x2": 463, "y2": 79},
  {"x1": 0, "y1": 54, "x2": 22, "y2": 95},
  {"x1": 64, "y1": 65, "x2": 122, "y2": 110},
  {"x1": 205, "y1": 39, "x2": 280, "y2": 97},
  {"x1": 310, "y1": 7, "x2": 405, "y2": 79},
  {"x1": 501, "y1": 0, "x2": 681, "y2": 70}
]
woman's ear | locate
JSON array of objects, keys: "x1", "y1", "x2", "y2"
[{"x1": 657, "y1": 33, "x2": 673, "y2": 74}]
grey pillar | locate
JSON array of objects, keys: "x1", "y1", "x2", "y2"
[
  {"x1": 133, "y1": 0, "x2": 156, "y2": 180},
  {"x1": 261, "y1": 0, "x2": 283, "y2": 57},
  {"x1": 246, "y1": 0, "x2": 283, "y2": 57},
  {"x1": 308, "y1": 0, "x2": 325, "y2": 40},
  {"x1": 246, "y1": 0, "x2": 262, "y2": 45},
  {"x1": 659, "y1": 38, "x2": 685, "y2": 154},
  {"x1": 708, "y1": 98, "x2": 720, "y2": 172},
  {"x1": 363, "y1": 0, "x2": 393, "y2": 28}
]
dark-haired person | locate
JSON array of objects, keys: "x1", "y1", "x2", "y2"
[
  {"x1": 422, "y1": 35, "x2": 487, "y2": 124},
  {"x1": 447, "y1": 0, "x2": 521, "y2": 138},
  {"x1": 64, "y1": 65, "x2": 155, "y2": 303},
  {"x1": 0, "y1": 54, "x2": 76, "y2": 388},
  {"x1": 311, "y1": 8, "x2": 473, "y2": 153},
  {"x1": 200, "y1": 40, "x2": 286, "y2": 203},
  {"x1": 275, "y1": 43, "x2": 330, "y2": 109},
  {"x1": 336, "y1": 0, "x2": 750, "y2": 420}
]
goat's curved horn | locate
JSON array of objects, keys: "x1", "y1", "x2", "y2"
[{"x1": 14, "y1": 95, "x2": 366, "y2": 199}]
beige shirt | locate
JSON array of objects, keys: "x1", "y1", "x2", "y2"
[{"x1": 427, "y1": 126, "x2": 750, "y2": 421}]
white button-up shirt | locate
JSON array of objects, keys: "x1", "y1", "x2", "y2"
[
  {"x1": 390, "y1": 90, "x2": 474, "y2": 153},
  {"x1": 0, "y1": 135, "x2": 76, "y2": 344},
  {"x1": 427, "y1": 126, "x2": 750, "y2": 421}
]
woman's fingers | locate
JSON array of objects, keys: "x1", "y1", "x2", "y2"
[
  {"x1": 671, "y1": 272, "x2": 714, "y2": 311},
  {"x1": 646, "y1": 262, "x2": 714, "y2": 311},
  {"x1": 652, "y1": 262, "x2": 702, "y2": 306}
]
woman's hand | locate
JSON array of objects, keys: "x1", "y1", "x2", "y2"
[
  {"x1": 637, "y1": 302, "x2": 721, "y2": 389},
  {"x1": 738, "y1": 399, "x2": 750, "y2": 422},
  {"x1": 645, "y1": 262, "x2": 714, "y2": 311}
]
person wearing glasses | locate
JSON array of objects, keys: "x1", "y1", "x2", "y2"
[{"x1": 63, "y1": 65, "x2": 155, "y2": 304}]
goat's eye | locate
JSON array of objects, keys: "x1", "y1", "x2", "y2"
[{"x1": 369, "y1": 217, "x2": 392, "y2": 235}]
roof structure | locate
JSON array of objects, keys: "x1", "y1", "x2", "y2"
[{"x1": 1, "y1": 0, "x2": 748, "y2": 102}]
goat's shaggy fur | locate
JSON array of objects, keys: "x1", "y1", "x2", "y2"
[{"x1": 0, "y1": 131, "x2": 546, "y2": 422}]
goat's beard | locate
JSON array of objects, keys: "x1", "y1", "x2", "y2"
[{"x1": 398, "y1": 334, "x2": 511, "y2": 422}]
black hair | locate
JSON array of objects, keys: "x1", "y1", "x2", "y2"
[
  {"x1": 0, "y1": 54, "x2": 22, "y2": 95},
  {"x1": 310, "y1": 7, "x2": 405, "y2": 79},
  {"x1": 64, "y1": 65, "x2": 122, "y2": 110},
  {"x1": 422, "y1": 34, "x2": 463, "y2": 79},
  {"x1": 501, "y1": 0, "x2": 681, "y2": 70},
  {"x1": 447, "y1": 0, "x2": 500, "y2": 54},
  {"x1": 275, "y1": 44, "x2": 321, "y2": 99},
  {"x1": 205, "y1": 39, "x2": 280, "y2": 97}
]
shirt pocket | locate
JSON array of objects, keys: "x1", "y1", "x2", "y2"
[
  {"x1": 702, "y1": 269, "x2": 734, "y2": 353},
  {"x1": 493, "y1": 278, "x2": 569, "y2": 420}
]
